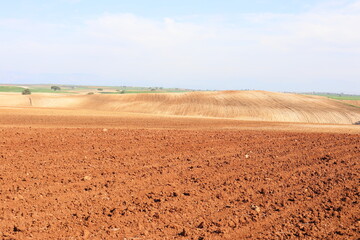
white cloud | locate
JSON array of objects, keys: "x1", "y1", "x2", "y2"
[
  {"x1": 85, "y1": 13, "x2": 215, "y2": 48},
  {"x1": 258, "y1": 13, "x2": 360, "y2": 53},
  {"x1": 82, "y1": 2, "x2": 360, "y2": 54}
]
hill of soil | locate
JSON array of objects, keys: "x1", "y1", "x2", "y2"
[
  {"x1": 1, "y1": 91, "x2": 360, "y2": 124},
  {"x1": 342, "y1": 100, "x2": 360, "y2": 107}
]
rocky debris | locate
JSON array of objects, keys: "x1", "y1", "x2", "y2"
[
  {"x1": 82, "y1": 229, "x2": 91, "y2": 239},
  {"x1": 178, "y1": 228, "x2": 187, "y2": 237},
  {"x1": 197, "y1": 222, "x2": 204, "y2": 229},
  {"x1": 251, "y1": 204, "x2": 261, "y2": 213},
  {"x1": 83, "y1": 176, "x2": 92, "y2": 181}
]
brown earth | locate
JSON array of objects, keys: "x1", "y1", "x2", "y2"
[
  {"x1": 0, "y1": 107, "x2": 360, "y2": 134},
  {"x1": 1, "y1": 91, "x2": 360, "y2": 239},
  {"x1": 1, "y1": 91, "x2": 360, "y2": 124},
  {"x1": 0, "y1": 106, "x2": 360, "y2": 239},
  {"x1": 342, "y1": 100, "x2": 360, "y2": 108}
]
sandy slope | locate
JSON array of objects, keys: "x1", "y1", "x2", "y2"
[
  {"x1": 342, "y1": 100, "x2": 360, "y2": 107},
  {"x1": 1, "y1": 91, "x2": 360, "y2": 124}
]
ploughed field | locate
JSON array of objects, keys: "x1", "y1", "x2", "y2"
[
  {"x1": 1, "y1": 126, "x2": 359, "y2": 239},
  {"x1": 2, "y1": 90, "x2": 360, "y2": 124}
]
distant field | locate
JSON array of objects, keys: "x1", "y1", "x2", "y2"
[
  {"x1": 28, "y1": 88, "x2": 70, "y2": 93},
  {"x1": 0, "y1": 85, "x2": 190, "y2": 94},
  {"x1": 100, "y1": 90, "x2": 188, "y2": 94},
  {"x1": 0, "y1": 86, "x2": 25, "y2": 92},
  {"x1": 0, "y1": 85, "x2": 70, "y2": 93},
  {"x1": 313, "y1": 94, "x2": 360, "y2": 100}
]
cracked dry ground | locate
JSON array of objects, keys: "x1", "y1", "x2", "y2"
[{"x1": 0, "y1": 127, "x2": 359, "y2": 239}]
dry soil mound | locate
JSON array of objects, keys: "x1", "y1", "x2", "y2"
[
  {"x1": 1, "y1": 91, "x2": 360, "y2": 124},
  {"x1": 342, "y1": 100, "x2": 360, "y2": 107}
]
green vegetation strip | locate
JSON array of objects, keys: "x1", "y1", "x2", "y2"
[
  {"x1": 0, "y1": 86, "x2": 25, "y2": 92},
  {"x1": 327, "y1": 96, "x2": 360, "y2": 100},
  {"x1": 100, "y1": 90, "x2": 188, "y2": 94},
  {"x1": 0, "y1": 86, "x2": 70, "y2": 93},
  {"x1": 28, "y1": 88, "x2": 70, "y2": 93},
  {"x1": 315, "y1": 94, "x2": 360, "y2": 100}
]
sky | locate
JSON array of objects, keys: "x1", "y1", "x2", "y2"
[{"x1": 0, "y1": 0, "x2": 360, "y2": 93}]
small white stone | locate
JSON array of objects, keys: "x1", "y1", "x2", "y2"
[{"x1": 83, "y1": 176, "x2": 92, "y2": 181}]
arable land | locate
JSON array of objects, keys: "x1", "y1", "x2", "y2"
[{"x1": 0, "y1": 91, "x2": 359, "y2": 239}]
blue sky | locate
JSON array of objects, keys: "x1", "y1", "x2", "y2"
[
  {"x1": 0, "y1": 0, "x2": 360, "y2": 93},
  {"x1": 0, "y1": 1, "x2": 325, "y2": 19}
]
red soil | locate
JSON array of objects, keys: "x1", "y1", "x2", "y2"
[{"x1": 0, "y1": 121, "x2": 359, "y2": 239}]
